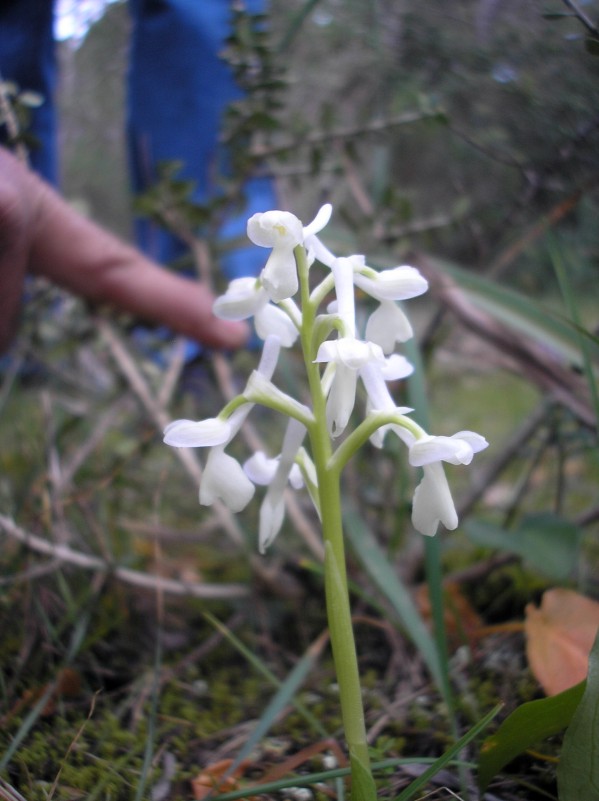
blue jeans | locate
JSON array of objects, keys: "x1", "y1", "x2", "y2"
[{"x1": 0, "y1": 0, "x2": 276, "y2": 278}]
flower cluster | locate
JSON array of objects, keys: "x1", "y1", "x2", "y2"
[{"x1": 164, "y1": 206, "x2": 488, "y2": 550}]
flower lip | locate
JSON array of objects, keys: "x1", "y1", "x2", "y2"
[
  {"x1": 213, "y1": 277, "x2": 267, "y2": 321},
  {"x1": 409, "y1": 432, "x2": 488, "y2": 467},
  {"x1": 199, "y1": 448, "x2": 255, "y2": 512},
  {"x1": 314, "y1": 337, "x2": 385, "y2": 370},
  {"x1": 412, "y1": 462, "x2": 459, "y2": 536},
  {"x1": 354, "y1": 265, "x2": 429, "y2": 301},
  {"x1": 163, "y1": 418, "x2": 231, "y2": 448}
]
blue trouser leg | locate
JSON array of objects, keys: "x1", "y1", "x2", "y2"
[
  {"x1": 0, "y1": 0, "x2": 58, "y2": 184},
  {"x1": 127, "y1": 0, "x2": 277, "y2": 278}
]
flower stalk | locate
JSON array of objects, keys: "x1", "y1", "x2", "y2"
[{"x1": 163, "y1": 205, "x2": 488, "y2": 800}]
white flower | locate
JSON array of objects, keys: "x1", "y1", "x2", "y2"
[
  {"x1": 199, "y1": 448, "x2": 255, "y2": 512},
  {"x1": 315, "y1": 337, "x2": 385, "y2": 438},
  {"x1": 258, "y1": 420, "x2": 307, "y2": 553},
  {"x1": 366, "y1": 301, "x2": 414, "y2": 354},
  {"x1": 163, "y1": 337, "x2": 284, "y2": 512},
  {"x1": 379, "y1": 353, "x2": 414, "y2": 381},
  {"x1": 248, "y1": 211, "x2": 303, "y2": 301},
  {"x1": 213, "y1": 277, "x2": 267, "y2": 321},
  {"x1": 326, "y1": 364, "x2": 357, "y2": 438},
  {"x1": 254, "y1": 303, "x2": 299, "y2": 347},
  {"x1": 409, "y1": 431, "x2": 489, "y2": 467},
  {"x1": 247, "y1": 205, "x2": 332, "y2": 302},
  {"x1": 163, "y1": 417, "x2": 231, "y2": 448},
  {"x1": 315, "y1": 338, "x2": 385, "y2": 370},
  {"x1": 353, "y1": 263, "x2": 428, "y2": 301},
  {"x1": 412, "y1": 462, "x2": 459, "y2": 537},
  {"x1": 244, "y1": 452, "x2": 304, "y2": 488}
]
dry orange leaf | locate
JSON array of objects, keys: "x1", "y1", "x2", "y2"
[
  {"x1": 415, "y1": 580, "x2": 483, "y2": 650},
  {"x1": 191, "y1": 758, "x2": 255, "y2": 801},
  {"x1": 525, "y1": 588, "x2": 599, "y2": 695}
]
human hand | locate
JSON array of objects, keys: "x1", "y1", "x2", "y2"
[{"x1": 0, "y1": 147, "x2": 250, "y2": 354}]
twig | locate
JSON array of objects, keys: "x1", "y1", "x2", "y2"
[
  {"x1": 57, "y1": 394, "x2": 134, "y2": 492},
  {"x1": 247, "y1": 109, "x2": 441, "y2": 159},
  {"x1": 0, "y1": 513, "x2": 249, "y2": 599},
  {"x1": 561, "y1": 0, "x2": 599, "y2": 38}
]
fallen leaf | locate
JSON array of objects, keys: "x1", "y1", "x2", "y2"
[
  {"x1": 415, "y1": 581, "x2": 483, "y2": 650},
  {"x1": 525, "y1": 588, "x2": 599, "y2": 695},
  {"x1": 191, "y1": 758, "x2": 255, "y2": 801}
]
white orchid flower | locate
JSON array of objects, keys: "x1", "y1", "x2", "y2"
[
  {"x1": 409, "y1": 431, "x2": 489, "y2": 467},
  {"x1": 200, "y1": 447, "x2": 255, "y2": 512},
  {"x1": 254, "y1": 302, "x2": 299, "y2": 347},
  {"x1": 359, "y1": 361, "x2": 487, "y2": 536},
  {"x1": 244, "y1": 451, "x2": 304, "y2": 489},
  {"x1": 213, "y1": 276, "x2": 299, "y2": 347},
  {"x1": 247, "y1": 205, "x2": 332, "y2": 302},
  {"x1": 258, "y1": 420, "x2": 307, "y2": 553},
  {"x1": 212, "y1": 276, "x2": 268, "y2": 321},
  {"x1": 314, "y1": 258, "x2": 387, "y2": 437},
  {"x1": 163, "y1": 337, "x2": 283, "y2": 512},
  {"x1": 412, "y1": 462, "x2": 459, "y2": 537},
  {"x1": 163, "y1": 417, "x2": 232, "y2": 448},
  {"x1": 366, "y1": 300, "x2": 414, "y2": 354},
  {"x1": 353, "y1": 262, "x2": 429, "y2": 301}
]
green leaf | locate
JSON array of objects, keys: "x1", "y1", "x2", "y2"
[
  {"x1": 396, "y1": 703, "x2": 502, "y2": 801},
  {"x1": 429, "y1": 255, "x2": 599, "y2": 371},
  {"x1": 350, "y1": 751, "x2": 378, "y2": 801},
  {"x1": 465, "y1": 514, "x2": 582, "y2": 581},
  {"x1": 557, "y1": 631, "x2": 599, "y2": 800},
  {"x1": 478, "y1": 681, "x2": 585, "y2": 792}
]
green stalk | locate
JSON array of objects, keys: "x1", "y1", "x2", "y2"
[{"x1": 295, "y1": 245, "x2": 376, "y2": 801}]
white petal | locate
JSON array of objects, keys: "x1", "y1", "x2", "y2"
[
  {"x1": 257, "y1": 420, "x2": 306, "y2": 553},
  {"x1": 247, "y1": 210, "x2": 304, "y2": 248},
  {"x1": 331, "y1": 258, "x2": 356, "y2": 337},
  {"x1": 261, "y1": 244, "x2": 299, "y2": 301},
  {"x1": 212, "y1": 277, "x2": 267, "y2": 320},
  {"x1": 200, "y1": 449, "x2": 255, "y2": 512},
  {"x1": 303, "y1": 203, "x2": 333, "y2": 236},
  {"x1": 452, "y1": 431, "x2": 489, "y2": 455},
  {"x1": 243, "y1": 451, "x2": 278, "y2": 485},
  {"x1": 380, "y1": 353, "x2": 414, "y2": 381},
  {"x1": 360, "y1": 361, "x2": 396, "y2": 412},
  {"x1": 163, "y1": 417, "x2": 231, "y2": 448},
  {"x1": 326, "y1": 364, "x2": 357, "y2": 438},
  {"x1": 255, "y1": 304, "x2": 299, "y2": 347},
  {"x1": 288, "y1": 464, "x2": 304, "y2": 489},
  {"x1": 314, "y1": 337, "x2": 384, "y2": 370},
  {"x1": 306, "y1": 234, "x2": 336, "y2": 268},
  {"x1": 409, "y1": 435, "x2": 474, "y2": 467},
  {"x1": 259, "y1": 493, "x2": 286, "y2": 554},
  {"x1": 366, "y1": 301, "x2": 414, "y2": 353},
  {"x1": 411, "y1": 463, "x2": 458, "y2": 536},
  {"x1": 354, "y1": 265, "x2": 428, "y2": 301}
]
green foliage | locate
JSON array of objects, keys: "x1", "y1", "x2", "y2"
[
  {"x1": 465, "y1": 514, "x2": 583, "y2": 581},
  {"x1": 478, "y1": 681, "x2": 586, "y2": 792},
  {"x1": 557, "y1": 631, "x2": 599, "y2": 801}
]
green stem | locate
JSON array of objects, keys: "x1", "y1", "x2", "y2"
[{"x1": 295, "y1": 245, "x2": 376, "y2": 801}]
